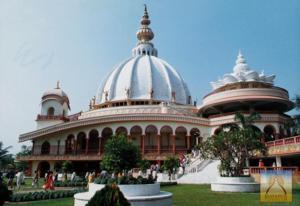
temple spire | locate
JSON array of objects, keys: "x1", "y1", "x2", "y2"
[
  {"x1": 136, "y1": 4, "x2": 154, "y2": 43},
  {"x1": 132, "y1": 5, "x2": 158, "y2": 57},
  {"x1": 56, "y1": 80, "x2": 60, "y2": 89}
]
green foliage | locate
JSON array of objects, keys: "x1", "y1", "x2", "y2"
[
  {"x1": 54, "y1": 180, "x2": 87, "y2": 187},
  {"x1": 138, "y1": 159, "x2": 150, "y2": 173},
  {"x1": 9, "y1": 188, "x2": 85, "y2": 202},
  {"x1": 0, "y1": 182, "x2": 12, "y2": 202},
  {"x1": 197, "y1": 112, "x2": 266, "y2": 177},
  {"x1": 0, "y1": 142, "x2": 13, "y2": 170},
  {"x1": 101, "y1": 135, "x2": 141, "y2": 174},
  {"x1": 162, "y1": 156, "x2": 180, "y2": 179},
  {"x1": 86, "y1": 184, "x2": 130, "y2": 206},
  {"x1": 62, "y1": 161, "x2": 73, "y2": 172},
  {"x1": 94, "y1": 175, "x2": 155, "y2": 185}
]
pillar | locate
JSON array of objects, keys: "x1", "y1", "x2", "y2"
[
  {"x1": 98, "y1": 136, "x2": 102, "y2": 155},
  {"x1": 157, "y1": 135, "x2": 161, "y2": 155},
  {"x1": 172, "y1": 135, "x2": 176, "y2": 154},
  {"x1": 74, "y1": 138, "x2": 77, "y2": 155},
  {"x1": 187, "y1": 135, "x2": 191, "y2": 150},
  {"x1": 276, "y1": 156, "x2": 282, "y2": 167},
  {"x1": 85, "y1": 138, "x2": 89, "y2": 154},
  {"x1": 141, "y1": 135, "x2": 145, "y2": 155}
]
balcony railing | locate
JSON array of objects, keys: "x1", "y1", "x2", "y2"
[
  {"x1": 265, "y1": 135, "x2": 300, "y2": 147},
  {"x1": 249, "y1": 166, "x2": 300, "y2": 175}
]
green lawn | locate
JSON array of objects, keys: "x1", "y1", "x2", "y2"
[{"x1": 5, "y1": 184, "x2": 300, "y2": 206}]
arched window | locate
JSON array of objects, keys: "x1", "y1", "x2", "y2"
[
  {"x1": 88, "y1": 130, "x2": 99, "y2": 154},
  {"x1": 145, "y1": 125, "x2": 158, "y2": 153},
  {"x1": 130, "y1": 126, "x2": 142, "y2": 147},
  {"x1": 190, "y1": 128, "x2": 201, "y2": 147},
  {"x1": 115, "y1": 127, "x2": 128, "y2": 136},
  {"x1": 175, "y1": 127, "x2": 187, "y2": 150},
  {"x1": 41, "y1": 141, "x2": 50, "y2": 155},
  {"x1": 77, "y1": 132, "x2": 86, "y2": 154},
  {"x1": 65, "y1": 135, "x2": 75, "y2": 154},
  {"x1": 160, "y1": 126, "x2": 173, "y2": 152},
  {"x1": 264, "y1": 125, "x2": 276, "y2": 142},
  {"x1": 47, "y1": 107, "x2": 55, "y2": 116},
  {"x1": 101, "y1": 127, "x2": 113, "y2": 151}
]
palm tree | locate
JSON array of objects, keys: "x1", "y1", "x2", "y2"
[{"x1": 0, "y1": 142, "x2": 13, "y2": 169}]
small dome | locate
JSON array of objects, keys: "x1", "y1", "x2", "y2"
[
  {"x1": 97, "y1": 55, "x2": 191, "y2": 105},
  {"x1": 42, "y1": 81, "x2": 70, "y2": 109},
  {"x1": 42, "y1": 88, "x2": 68, "y2": 98}
]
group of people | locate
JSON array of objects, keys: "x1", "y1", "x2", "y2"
[{"x1": 1, "y1": 169, "x2": 25, "y2": 190}]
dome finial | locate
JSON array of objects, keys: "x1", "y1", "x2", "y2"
[
  {"x1": 56, "y1": 80, "x2": 60, "y2": 89},
  {"x1": 137, "y1": 4, "x2": 154, "y2": 42}
]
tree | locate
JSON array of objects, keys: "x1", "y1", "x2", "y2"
[
  {"x1": 0, "y1": 142, "x2": 13, "y2": 170},
  {"x1": 101, "y1": 135, "x2": 141, "y2": 175},
  {"x1": 15, "y1": 145, "x2": 32, "y2": 171},
  {"x1": 197, "y1": 112, "x2": 266, "y2": 177},
  {"x1": 62, "y1": 161, "x2": 73, "y2": 173},
  {"x1": 86, "y1": 184, "x2": 130, "y2": 206},
  {"x1": 138, "y1": 159, "x2": 150, "y2": 174},
  {"x1": 162, "y1": 156, "x2": 179, "y2": 180}
]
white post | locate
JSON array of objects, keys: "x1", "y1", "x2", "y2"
[{"x1": 276, "y1": 156, "x2": 282, "y2": 167}]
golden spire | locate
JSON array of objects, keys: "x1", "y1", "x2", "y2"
[{"x1": 137, "y1": 4, "x2": 154, "y2": 43}]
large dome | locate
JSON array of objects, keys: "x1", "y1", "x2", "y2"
[
  {"x1": 96, "y1": 6, "x2": 191, "y2": 106},
  {"x1": 97, "y1": 55, "x2": 191, "y2": 105}
]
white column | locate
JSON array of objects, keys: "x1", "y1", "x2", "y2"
[{"x1": 276, "y1": 156, "x2": 282, "y2": 167}]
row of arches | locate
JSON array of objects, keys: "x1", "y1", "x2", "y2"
[
  {"x1": 213, "y1": 124, "x2": 278, "y2": 142},
  {"x1": 38, "y1": 125, "x2": 202, "y2": 156}
]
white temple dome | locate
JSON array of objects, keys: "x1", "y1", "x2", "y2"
[
  {"x1": 97, "y1": 55, "x2": 191, "y2": 105},
  {"x1": 96, "y1": 6, "x2": 191, "y2": 106}
]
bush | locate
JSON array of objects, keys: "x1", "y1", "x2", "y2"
[
  {"x1": 9, "y1": 188, "x2": 86, "y2": 202},
  {"x1": 54, "y1": 180, "x2": 87, "y2": 187},
  {"x1": 93, "y1": 175, "x2": 154, "y2": 185},
  {"x1": 0, "y1": 182, "x2": 12, "y2": 204},
  {"x1": 86, "y1": 184, "x2": 130, "y2": 206}
]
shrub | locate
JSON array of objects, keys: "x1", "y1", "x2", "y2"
[
  {"x1": 0, "y1": 182, "x2": 12, "y2": 205},
  {"x1": 94, "y1": 175, "x2": 154, "y2": 185},
  {"x1": 86, "y1": 184, "x2": 130, "y2": 206}
]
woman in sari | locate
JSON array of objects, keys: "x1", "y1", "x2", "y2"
[{"x1": 43, "y1": 171, "x2": 55, "y2": 190}]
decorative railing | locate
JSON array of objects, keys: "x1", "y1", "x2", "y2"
[
  {"x1": 265, "y1": 135, "x2": 300, "y2": 147},
  {"x1": 249, "y1": 167, "x2": 300, "y2": 175}
]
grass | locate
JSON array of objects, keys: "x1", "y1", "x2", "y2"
[{"x1": 4, "y1": 184, "x2": 300, "y2": 206}]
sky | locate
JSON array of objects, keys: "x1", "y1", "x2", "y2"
[{"x1": 0, "y1": 0, "x2": 299, "y2": 154}]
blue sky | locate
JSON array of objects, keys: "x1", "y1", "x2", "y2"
[{"x1": 0, "y1": 0, "x2": 299, "y2": 153}]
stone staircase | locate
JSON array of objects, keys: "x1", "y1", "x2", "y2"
[{"x1": 177, "y1": 155, "x2": 220, "y2": 184}]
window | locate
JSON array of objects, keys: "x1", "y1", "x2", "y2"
[{"x1": 47, "y1": 107, "x2": 55, "y2": 116}]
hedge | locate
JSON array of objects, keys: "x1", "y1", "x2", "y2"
[
  {"x1": 54, "y1": 180, "x2": 87, "y2": 187},
  {"x1": 9, "y1": 188, "x2": 86, "y2": 202}
]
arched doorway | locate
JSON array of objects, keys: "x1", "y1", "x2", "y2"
[
  {"x1": 190, "y1": 128, "x2": 200, "y2": 148},
  {"x1": 115, "y1": 127, "x2": 128, "y2": 136},
  {"x1": 65, "y1": 134, "x2": 75, "y2": 154},
  {"x1": 47, "y1": 107, "x2": 55, "y2": 116},
  {"x1": 264, "y1": 125, "x2": 276, "y2": 142},
  {"x1": 37, "y1": 161, "x2": 50, "y2": 178},
  {"x1": 160, "y1": 126, "x2": 173, "y2": 153},
  {"x1": 145, "y1": 125, "x2": 158, "y2": 153},
  {"x1": 175, "y1": 127, "x2": 187, "y2": 152},
  {"x1": 41, "y1": 141, "x2": 50, "y2": 155},
  {"x1": 77, "y1": 132, "x2": 86, "y2": 154},
  {"x1": 88, "y1": 130, "x2": 99, "y2": 154},
  {"x1": 130, "y1": 126, "x2": 142, "y2": 147},
  {"x1": 101, "y1": 127, "x2": 113, "y2": 152}
]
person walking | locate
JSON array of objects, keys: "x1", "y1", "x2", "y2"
[
  {"x1": 16, "y1": 170, "x2": 24, "y2": 190},
  {"x1": 32, "y1": 170, "x2": 39, "y2": 188}
]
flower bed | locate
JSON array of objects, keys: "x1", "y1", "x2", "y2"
[
  {"x1": 9, "y1": 188, "x2": 86, "y2": 202},
  {"x1": 54, "y1": 180, "x2": 87, "y2": 187}
]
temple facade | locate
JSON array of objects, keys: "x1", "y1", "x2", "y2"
[{"x1": 18, "y1": 7, "x2": 299, "y2": 177}]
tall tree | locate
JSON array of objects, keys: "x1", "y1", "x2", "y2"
[
  {"x1": 197, "y1": 112, "x2": 266, "y2": 177},
  {"x1": 0, "y1": 142, "x2": 13, "y2": 170}
]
